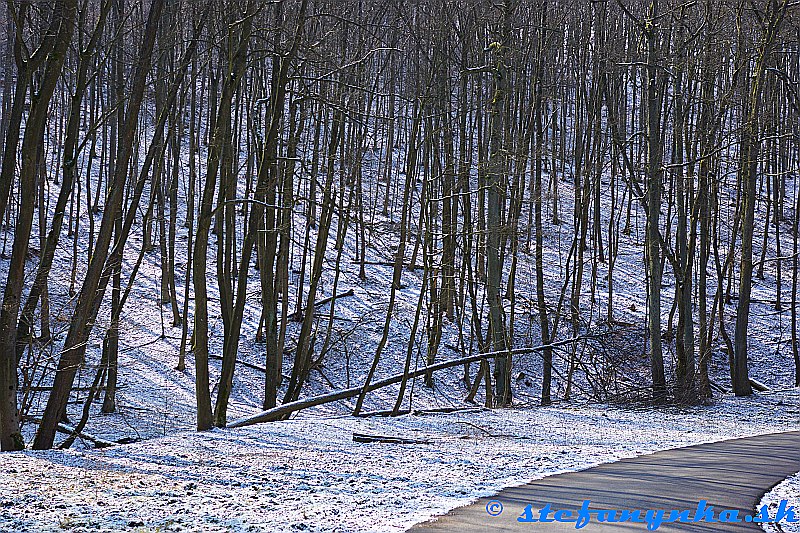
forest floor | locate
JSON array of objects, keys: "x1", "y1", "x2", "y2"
[
  {"x1": 1, "y1": 389, "x2": 799, "y2": 532},
  {"x1": 4, "y1": 163, "x2": 800, "y2": 532},
  {"x1": 3, "y1": 92, "x2": 800, "y2": 531}
]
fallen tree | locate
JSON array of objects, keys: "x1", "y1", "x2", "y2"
[
  {"x1": 289, "y1": 288, "x2": 355, "y2": 321},
  {"x1": 352, "y1": 433, "x2": 430, "y2": 444},
  {"x1": 27, "y1": 417, "x2": 116, "y2": 449},
  {"x1": 228, "y1": 337, "x2": 585, "y2": 428}
]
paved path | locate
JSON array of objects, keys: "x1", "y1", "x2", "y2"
[{"x1": 409, "y1": 430, "x2": 800, "y2": 532}]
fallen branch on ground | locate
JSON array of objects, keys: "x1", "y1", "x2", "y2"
[
  {"x1": 353, "y1": 260, "x2": 425, "y2": 270},
  {"x1": 355, "y1": 406, "x2": 486, "y2": 418},
  {"x1": 27, "y1": 417, "x2": 116, "y2": 449},
  {"x1": 352, "y1": 433, "x2": 430, "y2": 444},
  {"x1": 290, "y1": 288, "x2": 355, "y2": 321},
  {"x1": 228, "y1": 336, "x2": 588, "y2": 428},
  {"x1": 708, "y1": 379, "x2": 730, "y2": 394},
  {"x1": 208, "y1": 354, "x2": 267, "y2": 374},
  {"x1": 750, "y1": 378, "x2": 769, "y2": 392},
  {"x1": 229, "y1": 352, "x2": 497, "y2": 427}
]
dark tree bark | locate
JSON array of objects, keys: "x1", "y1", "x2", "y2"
[
  {"x1": 1, "y1": 0, "x2": 78, "y2": 452},
  {"x1": 33, "y1": 0, "x2": 165, "y2": 450}
]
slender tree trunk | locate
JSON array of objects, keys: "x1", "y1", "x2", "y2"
[
  {"x1": 33, "y1": 0, "x2": 164, "y2": 450},
  {"x1": 1, "y1": 0, "x2": 78, "y2": 452},
  {"x1": 488, "y1": 1, "x2": 513, "y2": 407},
  {"x1": 644, "y1": 0, "x2": 666, "y2": 401},
  {"x1": 733, "y1": 0, "x2": 787, "y2": 396}
]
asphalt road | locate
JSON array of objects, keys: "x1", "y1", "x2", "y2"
[{"x1": 408, "y1": 430, "x2": 800, "y2": 532}]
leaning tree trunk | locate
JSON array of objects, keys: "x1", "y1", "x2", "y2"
[
  {"x1": 0, "y1": 0, "x2": 77, "y2": 452},
  {"x1": 33, "y1": 0, "x2": 164, "y2": 450}
]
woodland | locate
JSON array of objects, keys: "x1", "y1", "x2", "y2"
[{"x1": 0, "y1": 0, "x2": 799, "y2": 453}]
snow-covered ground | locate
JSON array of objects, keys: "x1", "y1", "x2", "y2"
[
  {"x1": 2, "y1": 54, "x2": 799, "y2": 532},
  {"x1": 760, "y1": 470, "x2": 800, "y2": 533},
  {"x1": 2, "y1": 390, "x2": 799, "y2": 532}
]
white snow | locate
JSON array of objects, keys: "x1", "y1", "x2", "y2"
[
  {"x1": 1, "y1": 32, "x2": 799, "y2": 533},
  {"x1": 2, "y1": 390, "x2": 799, "y2": 532},
  {"x1": 759, "y1": 470, "x2": 800, "y2": 533}
]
